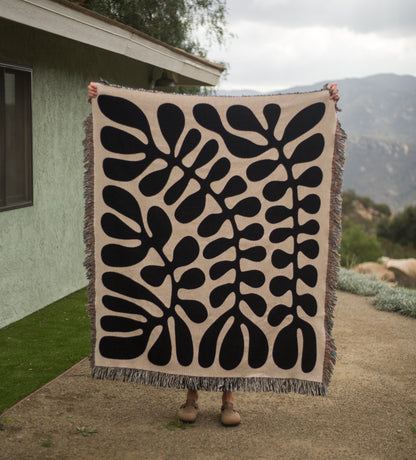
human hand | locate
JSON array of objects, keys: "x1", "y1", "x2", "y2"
[
  {"x1": 327, "y1": 82, "x2": 340, "y2": 102},
  {"x1": 88, "y1": 82, "x2": 97, "y2": 102}
]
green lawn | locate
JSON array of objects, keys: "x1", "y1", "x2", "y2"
[{"x1": 0, "y1": 288, "x2": 91, "y2": 414}]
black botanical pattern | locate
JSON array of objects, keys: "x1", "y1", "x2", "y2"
[{"x1": 96, "y1": 93, "x2": 329, "y2": 375}]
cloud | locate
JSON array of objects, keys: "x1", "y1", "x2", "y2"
[
  {"x1": 211, "y1": 23, "x2": 416, "y2": 91},
  {"x1": 225, "y1": 0, "x2": 416, "y2": 36}
]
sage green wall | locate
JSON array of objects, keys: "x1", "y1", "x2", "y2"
[{"x1": 0, "y1": 18, "x2": 151, "y2": 328}]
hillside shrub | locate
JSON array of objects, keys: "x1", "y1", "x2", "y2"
[
  {"x1": 373, "y1": 287, "x2": 416, "y2": 318},
  {"x1": 337, "y1": 268, "x2": 416, "y2": 318},
  {"x1": 340, "y1": 221, "x2": 383, "y2": 267},
  {"x1": 337, "y1": 267, "x2": 386, "y2": 296}
]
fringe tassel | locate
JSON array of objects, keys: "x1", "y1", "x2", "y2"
[
  {"x1": 82, "y1": 113, "x2": 96, "y2": 364},
  {"x1": 323, "y1": 118, "x2": 347, "y2": 386},
  {"x1": 91, "y1": 366, "x2": 327, "y2": 396}
]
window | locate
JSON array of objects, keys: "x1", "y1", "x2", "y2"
[{"x1": 0, "y1": 64, "x2": 33, "y2": 211}]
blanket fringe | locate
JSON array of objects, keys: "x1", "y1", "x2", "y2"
[
  {"x1": 83, "y1": 113, "x2": 97, "y2": 361},
  {"x1": 323, "y1": 118, "x2": 347, "y2": 386},
  {"x1": 91, "y1": 365, "x2": 327, "y2": 396}
]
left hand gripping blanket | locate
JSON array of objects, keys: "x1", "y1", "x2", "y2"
[{"x1": 84, "y1": 83, "x2": 346, "y2": 395}]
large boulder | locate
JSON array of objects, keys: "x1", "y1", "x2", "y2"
[
  {"x1": 381, "y1": 258, "x2": 416, "y2": 288},
  {"x1": 354, "y1": 262, "x2": 395, "y2": 283}
]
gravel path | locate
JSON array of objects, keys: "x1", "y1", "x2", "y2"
[{"x1": 1, "y1": 290, "x2": 415, "y2": 459}]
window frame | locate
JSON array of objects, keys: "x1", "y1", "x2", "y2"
[{"x1": 0, "y1": 62, "x2": 33, "y2": 212}]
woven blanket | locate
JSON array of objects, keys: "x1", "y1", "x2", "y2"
[{"x1": 84, "y1": 83, "x2": 346, "y2": 395}]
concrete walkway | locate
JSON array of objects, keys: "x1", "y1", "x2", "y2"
[{"x1": 1, "y1": 291, "x2": 415, "y2": 459}]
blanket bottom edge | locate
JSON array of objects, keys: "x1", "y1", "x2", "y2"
[{"x1": 91, "y1": 365, "x2": 327, "y2": 396}]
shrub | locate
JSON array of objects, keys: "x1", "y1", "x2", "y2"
[
  {"x1": 373, "y1": 287, "x2": 416, "y2": 318},
  {"x1": 340, "y1": 221, "x2": 383, "y2": 267},
  {"x1": 337, "y1": 268, "x2": 416, "y2": 318}
]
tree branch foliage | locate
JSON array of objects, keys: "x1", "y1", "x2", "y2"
[{"x1": 72, "y1": 0, "x2": 229, "y2": 57}]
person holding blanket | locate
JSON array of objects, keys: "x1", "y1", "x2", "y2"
[{"x1": 87, "y1": 81, "x2": 340, "y2": 426}]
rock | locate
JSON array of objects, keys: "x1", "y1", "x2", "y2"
[
  {"x1": 381, "y1": 258, "x2": 416, "y2": 288},
  {"x1": 354, "y1": 262, "x2": 396, "y2": 283}
]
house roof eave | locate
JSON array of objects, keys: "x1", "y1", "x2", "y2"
[{"x1": 1, "y1": 0, "x2": 225, "y2": 86}]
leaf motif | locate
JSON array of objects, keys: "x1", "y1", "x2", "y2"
[
  {"x1": 241, "y1": 270, "x2": 265, "y2": 288},
  {"x1": 157, "y1": 103, "x2": 185, "y2": 152},
  {"x1": 245, "y1": 318, "x2": 268, "y2": 368},
  {"x1": 299, "y1": 319, "x2": 317, "y2": 373},
  {"x1": 282, "y1": 103, "x2": 325, "y2": 144},
  {"x1": 101, "y1": 244, "x2": 148, "y2": 267},
  {"x1": 100, "y1": 126, "x2": 147, "y2": 154},
  {"x1": 103, "y1": 158, "x2": 152, "y2": 182},
  {"x1": 139, "y1": 166, "x2": 171, "y2": 196},
  {"x1": 298, "y1": 240, "x2": 319, "y2": 259},
  {"x1": 290, "y1": 134, "x2": 325, "y2": 164},
  {"x1": 198, "y1": 313, "x2": 230, "y2": 368},
  {"x1": 227, "y1": 105, "x2": 265, "y2": 133},
  {"x1": 164, "y1": 175, "x2": 189, "y2": 205},
  {"x1": 198, "y1": 213, "x2": 226, "y2": 238},
  {"x1": 192, "y1": 139, "x2": 218, "y2": 169},
  {"x1": 148, "y1": 324, "x2": 172, "y2": 366},
  {"x1": 174, "y1": 316, "x2": 193, "y2": 367},
  {"x1": 178, "y1": 268, "x2": 205, "y2": 289},
  {"x1": 265, "y1": 205, "x2": 292, "y2": 224},
  {"x1": 296, "y1": 294, "x2": 317, "y2": 316},
  {"x1": 99, "y1": 334, "x2": 150, "y2": 360},
  {"x1": 100, "y1": 315, "x2": 145, "y2": 333},
  {"x1": 175, "y1": 190, "x2": 206, "y2": 224},
  {"x1": 246, "y1": 159, "x2": 279, "y2": 182},
  {"x1": 242, "y1": 294, "x2": 267, "y2": 317},
  {"x1": 103, "y1": 186, "x2": 143, "y2": 226},
  {"x1": 241, "y1": 246, "x2": 266, "y2": 262},
  {"x1": 263, "y1": 103, "x2": 281, "y2": 132},
  {"x1": 219, "y1": 319, "x2": 244, "y2": 370},
  {"x1": 269, "y1": 227, "x2": 292, "y2": 243},
  {"x1": 147, "y1": 206, "x2": 172, "y2": 251},
  {"x1": 299, "y1": 194, "x2": 321, "y2": 214},
  {"x1": 178, "y1": 300, "x2": 207, "y2": 323},
  {"x1": 273, "y1": 321, "x2": 298, "y2": 369},
  {"x1": 232, "y1": 197, "x2": 261, "y2": 217},
  {"x1": 102, "y1": 272, "x2": 162, "y2": 307},
  {"x1": 210, "y1": 283, "x2": 234, "y2": 308},
  {"x1": 203, "y1": 237, "x2": 234, "y2": 259},
  {"x1": 298, "y1": 265, "x2": 318, "y2": 287},
  {"x1": 299, "y1": 219, "x2": 320, "y2": 235},
  {"x1": 177, "y1": 128, "x2": 201, "y2": 160},
  {"x1": 296, "y1": 166, "x2": 323, "y2": 188},
  {"x1": 98, "y1": 95, "x2": 151, "y2": 135},
  {"x1": 206, "y1": 158, "x2": 230, "y2": 183},
  {"x1": 210, "y1": 260, "x2": 235, "y2": 280},
  {"x1": 271, "y1": 249, "x2": 293, "y2": 269},
  {"x1": 221, "y1": 176, "x2": 247, "y2": 198},
  {"x1": 141, "y1": 265, "x2": 168, "y2": 287},
  {"x1": 263, "y1": 180, "x2": 290, "y2": 202},
  {"x1": 270, "y1": 275, "x2": 293, "y2": 297},
  {"x1": 172, "y1": 236, "x2": 199, "y2": 267},
  {"x1": 268, "y1": 305, "x2": 292, "y2": 327},
  {"x1": 240, "y1": 223, "x2": 264, "y2": 241},
  {"x1": 101, "y1": 213, "x2": 141, "y2": 240},
  {"x1": 102, "y1": 295, "x2": 150, "y2": 317}
]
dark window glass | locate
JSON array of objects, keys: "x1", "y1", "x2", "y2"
[{"x1": 0, "y1": 64, "x2": 33, "y2": 211}]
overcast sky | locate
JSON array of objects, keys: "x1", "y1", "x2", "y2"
[{"x1": 203, "y1": 0, "x2": 416, "y2": 91}]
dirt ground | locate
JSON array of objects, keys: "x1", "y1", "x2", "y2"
[{"x1": 1, "y1": 290, "x2": 415, "y2": 460}]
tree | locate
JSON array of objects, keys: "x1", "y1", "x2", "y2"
[
  {"x1": 378, "y1": 205, "x2": 416, "y2": 248},
  {"x1": 72, "y1": 0, "x2": 229, "y2": 57}
]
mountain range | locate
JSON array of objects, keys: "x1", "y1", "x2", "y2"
[{"x1": 217, "y1": 74, "x2": 416, "y2": 212}]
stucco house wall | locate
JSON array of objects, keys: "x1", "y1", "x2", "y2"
[
  {"x1": 0, "y1": 5, "x2": 222, "y2": 329},
  {"x1": 0, "y1": 18, "x2": 154, "y2": 328}
]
